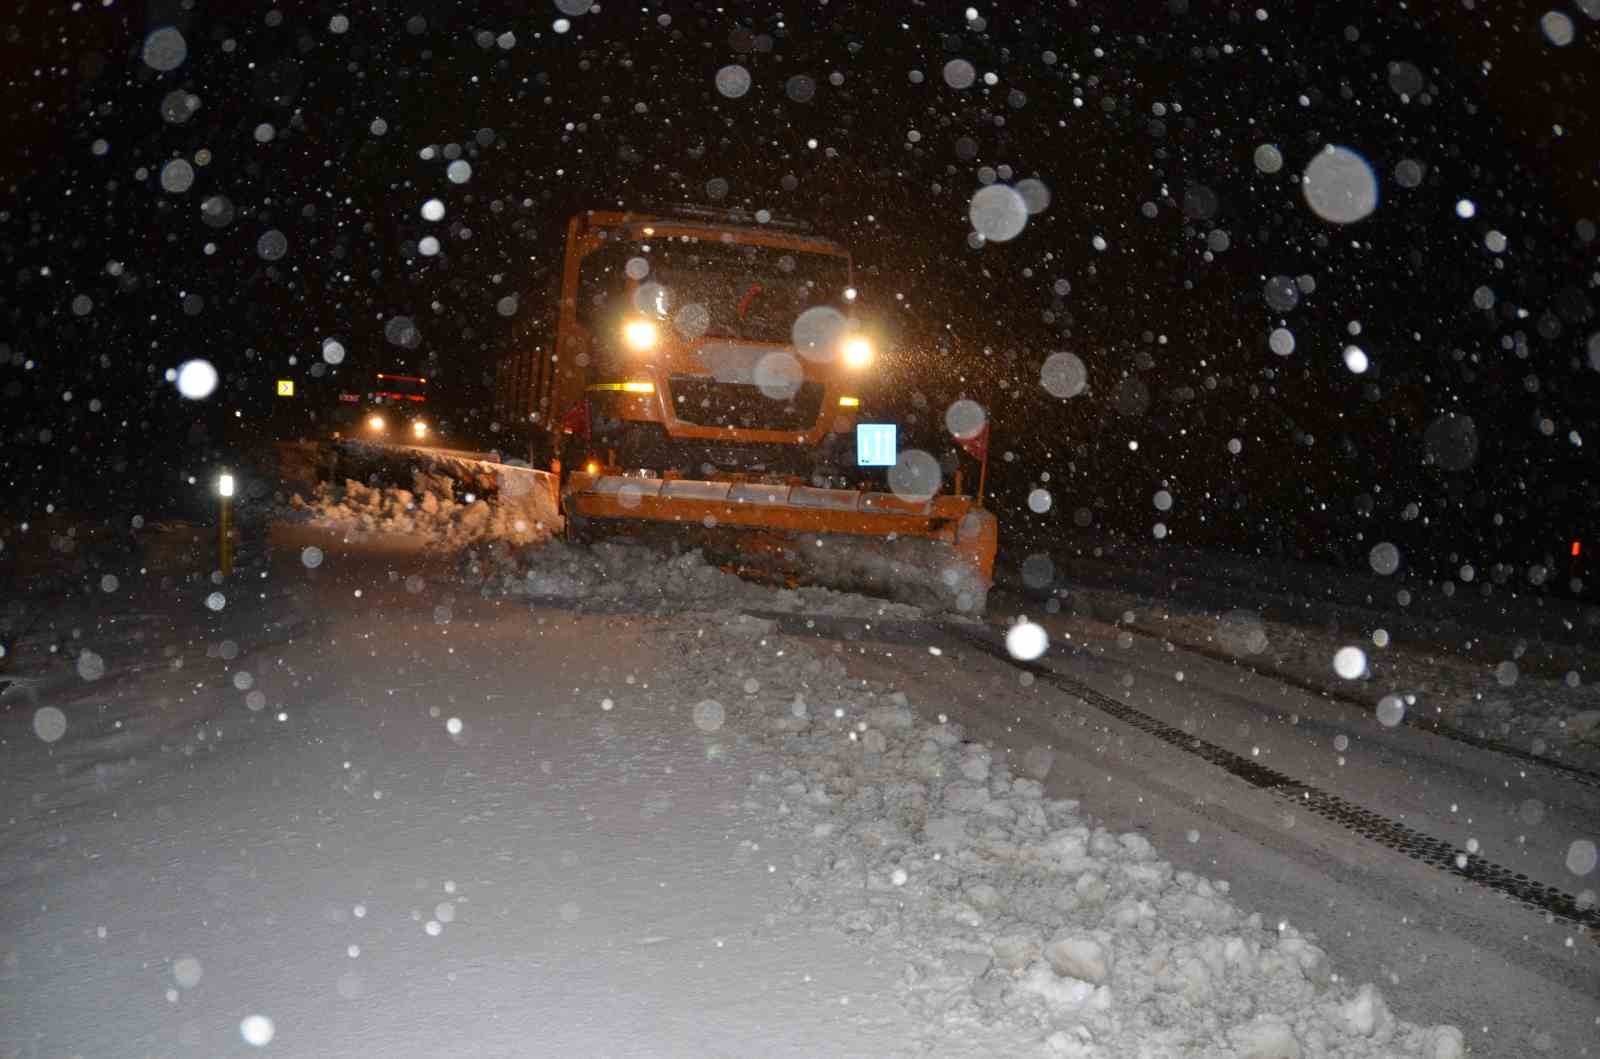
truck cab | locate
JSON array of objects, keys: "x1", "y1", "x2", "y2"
[{"x1": 504, "y1": 208, "x2": 876, "y2": 485}]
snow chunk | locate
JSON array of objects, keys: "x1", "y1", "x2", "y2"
[
  {"x1": 1044, "y1": 935, "x2": 1111, "y2": 983},
  {"x1": 1014, "y1": 960, "x2": 1099, "y2": 1009},
  {"x1": 1424, "y1": 1025, "x2": 1467, "y2": 1059},
  {"x1": 1230, "y1": 1016, "x2": 1302, "y2": 1059},
  {"x1": 1341, "y1": 982, "x2": 1395, "y2": 1038}
]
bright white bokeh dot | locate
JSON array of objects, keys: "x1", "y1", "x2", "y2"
[
  {"x1": 1343, "y1": 345, "x2": 1369, "y2": 373},
  {"x1": 1333, "y1": 646, "x2": 1367, "y2": 679},
  {"x1": 175, "y1": 359, "x2": 218, "y2": 398},
  {"x1": 240, "y1": 1015, "x2": 274, "y2": 1047},
  {"x1": 421, "y1": 199, "x2": 445, "y2": 221},
  {"x1": 1006, "y1": 621, "x2": 1048, "y2": 661}
]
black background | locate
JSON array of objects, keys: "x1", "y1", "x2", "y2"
[{"x1": 2, "y1": 0, "x2": 1597, "y2": 583}]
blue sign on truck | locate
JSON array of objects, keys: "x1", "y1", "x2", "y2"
[{"x1": 855, "y1": 423, "x2": 897, "y2": 467}]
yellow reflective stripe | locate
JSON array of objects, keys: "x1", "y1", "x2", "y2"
[
  {"x1": 586, "y1": 381, "x2": 655, "y2": 394},
  {"x1": 837, "y1": 396, "x2": 860, "y2": 407}
]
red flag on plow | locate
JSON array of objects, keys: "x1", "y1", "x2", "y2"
[
  {"x1": 955, "y1": 420, "x2": 990, "y2": 500},
  {"x1": 559, "y1": 400, "x2": 590, "y2": 439}
]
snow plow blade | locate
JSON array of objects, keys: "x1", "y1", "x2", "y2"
[{"x1": 563, "y1": 473, "x2": 997, "y2": 614}]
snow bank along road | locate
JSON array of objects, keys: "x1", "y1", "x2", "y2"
[
  {"x1": 0, "y1": 510, "x2": 1585, "y2": 1056},
  {"x1": 794, "y1": 581, "x2": 1598, "y2": 1058}
]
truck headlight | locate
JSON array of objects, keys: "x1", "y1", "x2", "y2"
[
  {"x1": 622, "y1": 318, "x2": 659, "y2": 352},
  {"x1": 368, "y1": 415, "x2": 386, "y2": 432},
  {"x1": 412, "y1": 420, "x2": 429, "y2": 438},
  {"x1": 842, "y1": 336, "x2": 874, "y2": 369}
]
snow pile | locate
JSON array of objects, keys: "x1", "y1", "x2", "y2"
[
  {"x1": 788, "y1": 529, "x2": 991, "y2": 614},
  {"x1": 471, "y1": 536, "x2": 927, "y2": 620},
  {"x1": 657, "y1": 613, "x2": 1465, "y2": 1058},
  {"x1": 288, "y1": 463, "x2": 558, "y2": 548}
]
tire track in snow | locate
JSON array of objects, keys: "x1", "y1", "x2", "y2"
[
  {"x1": 942, "y1": 621, "x2": 1600, "y2": 937},
  {"x1": 1104, "y1": 615, "x2": 1600, "y2": 792}
]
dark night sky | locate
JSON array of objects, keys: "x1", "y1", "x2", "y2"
[{"x1": 3, "y1": 0, "x2": 1598, "y2": 580}]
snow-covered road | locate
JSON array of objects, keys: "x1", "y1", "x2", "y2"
[
  {"x1": 1, "y1": 525, "x2": 927, "y2": 1058},
  {"x1": 3, "y1": 511, "x2": 1586, "y2": 1056},
  {"x1": 819, "y1": 590, "x2": 1599, "y2": 1058}
]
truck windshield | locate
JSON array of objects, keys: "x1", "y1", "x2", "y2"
[{"x1": 630, "y1": 238, "x2": 851, "y2": 344}]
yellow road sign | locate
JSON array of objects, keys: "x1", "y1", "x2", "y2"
[{"x1": 276, "y1": 379, "x2": 295, "y2": 396}]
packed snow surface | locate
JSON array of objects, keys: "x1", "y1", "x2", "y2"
[
  {"x1": 1, "y1": 519, "x2": 1471, "y2": 1057},
  {"x1": 1019, "y1": 539, "x2": 1600, "y2": 769}
]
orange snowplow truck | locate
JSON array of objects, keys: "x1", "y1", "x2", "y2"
[{"x1": 494, "y1": 206, "x2": 996, "y2": 612}]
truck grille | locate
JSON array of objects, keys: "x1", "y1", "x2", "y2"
[{"x1": 668, "y1": 376, "x2": 825, "y2": 432}]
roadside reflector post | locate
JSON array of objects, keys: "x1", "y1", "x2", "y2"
[{"x1": 217, "y1": 471, "x2": 235, "y2": 576}]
